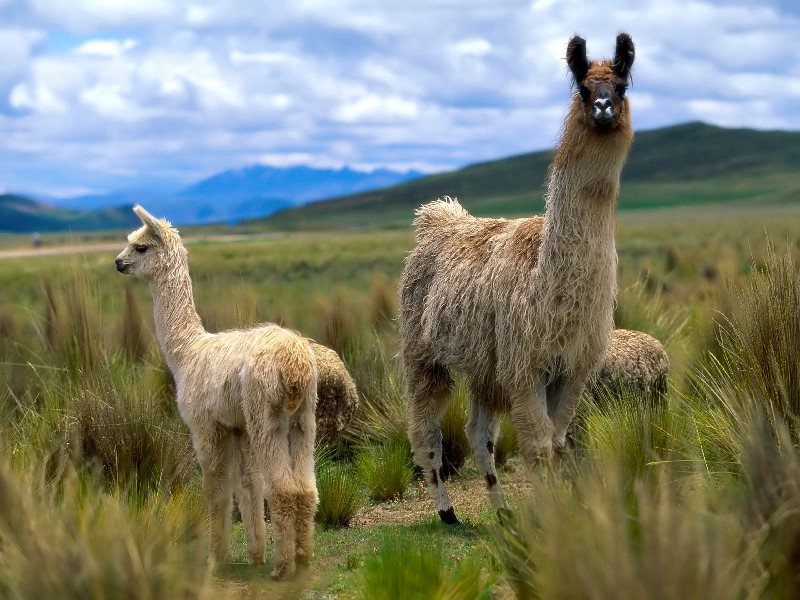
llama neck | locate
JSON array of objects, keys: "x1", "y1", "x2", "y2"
[
  {"x1": 539, "y1": 115, "x2": 632, "y2": 269},
  {"x1": 148, "y1": 267, "x2": 205, "y2": 373}
]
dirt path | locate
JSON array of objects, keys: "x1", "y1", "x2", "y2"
[{"x1": 0, "y1": 233, "x2": 277, "y2": 261}]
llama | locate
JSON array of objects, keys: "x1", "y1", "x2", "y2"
[
  {"x1": 591, "y1": 329, "x2": 669, "y2": 401},
  {"x1": 115, "y1": 205, "x2": 318, "y2": 580},
  {"x1": 398, "y1": 33, "x2": 635, "y2": 523},
  {"x1": 567, "y1": 329, "x2": 670, "y2": 441},
  {"x1": 307, "y1": 339, "x2": 359, "y2": 440}
]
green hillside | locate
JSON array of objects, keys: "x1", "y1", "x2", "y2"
[
  {"x1": 259, "y1": 122, "x2": 800, "y2": 230},
  {"x1": 0, "y1": 194, "x2": 139, "y2": 233}
]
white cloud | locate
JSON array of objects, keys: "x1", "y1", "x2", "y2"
[
  {"x1": 73, "y1": 38, "x2": 137, "y2": 57},
  {"x1": 0, "y1": 0, "x2": 799, "y2": 195}
]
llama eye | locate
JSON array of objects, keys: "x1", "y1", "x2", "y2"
[
  {"x1": 134, "y1": 245, "x2": 148, "y2": 254},
  {"x1": 616, "y1": 84, "x2": 628, "y2": 98},
  {"x1": 579, "y1": 85, "x2": 591, "y2": 101}
]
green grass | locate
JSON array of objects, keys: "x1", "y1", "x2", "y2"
[{"x1": 2, "y1": 205, "x2": 800, "y2": 596}]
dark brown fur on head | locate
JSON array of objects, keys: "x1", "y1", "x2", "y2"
[{"x1": 567, "y1": 33, "x2": 635, "y2": 129}]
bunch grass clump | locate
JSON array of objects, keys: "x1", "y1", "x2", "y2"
[
  {"x1": 315, "y1": 446, "x2": 365, "y2": 529},
  {"x1": 0, "y1": 454, "x2": 209, "y2": 599},
  {"x1": 361, "y1": 533, "x2": 490, "y2": 600},
  {"x1": 356, "y1": 438, "x2": 414, "y2": 503}
]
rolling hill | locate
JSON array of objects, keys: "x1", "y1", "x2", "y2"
[
  {"x1": 258, "y1": 122, "x2": 800, "y2": 230},
  {"x1": 0, "y1": 195, "x2": 139, "y2": 233}
]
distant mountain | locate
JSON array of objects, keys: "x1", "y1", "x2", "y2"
[
  {"x1": 0, "y1": 194, "x2": 139, "y2": 233},
  {"x1": 258, "y1": 122, "x2": 800, "y2": 230},
  {"x1": 48, "y1": 165, "x2": 423, "y2": 225}
]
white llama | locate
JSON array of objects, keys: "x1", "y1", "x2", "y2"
[
  {"x1": 398, "y1": 33, "x2": 636, "y2": 523},
  {"x1": 115, "y1": 205, "x2": 318, "y2": 580}
]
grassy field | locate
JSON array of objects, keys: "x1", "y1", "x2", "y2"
[{"x1": 1, "y1": 205, "x2": 800, "y2": 598}]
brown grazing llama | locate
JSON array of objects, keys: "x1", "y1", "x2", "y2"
[
  {"x1": 398, "y1": 33, "x2": 635, "y2": 524},
  {"x1": 115, "y1": 206, "x2": 318, "y2": 579}
]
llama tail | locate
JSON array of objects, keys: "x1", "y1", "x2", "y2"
[
  {"x1": 413, "y1": 196, "x2": 469, "y2": 236},
  {"x1": 275, "y1": 335, "x2": 317, "y2": 414}
]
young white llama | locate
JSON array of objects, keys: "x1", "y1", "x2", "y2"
[
  {"x1": 398, "y1": 33, "x2": 636, "y2": 523},
  {"x1": 115, "y1": 205, "x2": 318, "y2": 580}
]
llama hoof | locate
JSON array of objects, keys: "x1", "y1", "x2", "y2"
[
  {"x1": 247, "y1": 551, "x2": 266, "y2": 566},
  {"x1": 438, "y1": 507, "x2": 460, "y2": 525},
  {"x1": 270, "y1": 560, "x2": 296, "y2": 581}
]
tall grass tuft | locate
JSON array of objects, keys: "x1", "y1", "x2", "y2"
[
  {"x1": 41, "y1": 278, "x2": 62, "y2": 349},
  {"x1": 315, "y1": 446, "x2": 365, "y2": 529},
  {"x1": 739, "y1": 418, "x2": 800, "y2": 598},
  {"x1": 12, "y1": 363, "x2": 196, "y2": 496},
  {"x1": 361, "y1": 534, "x2": 490, "y2": 600},
  {"x1": 120, "y1": 283, "x2": 149, "y2": 362},
  {"x1": 493, "y1": 414, "x2": 517, "y2": 467},
  {"x1": 367, "y1": 276, "x2": 396, "y2": 330},
  {"x1": 0, "y1": 454, "x2": 209, "y2": 599},
  {"x1": 714, "y1": 241, "x2": 800, "y2": 436},
  {"x1": 440, "y1": 382, "x2": 469, "y2": 478},
  {"x1": 315, "y1": 291, "x2": 358, "y2": 355},
  {"x1": 356, "y1": 438, "x2": 414, "y2": 502},
  {"x1": 493, "y1": 465, "x2": 744, "y2": 600}
]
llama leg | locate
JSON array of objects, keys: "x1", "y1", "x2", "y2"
[
  {"x1": 194, "y1": 424, "x2": 235, "y2": 563},
  {"x1": 406, "y1": 363, "x2": 458, "y2": 524},
  {"x1": 288, "y1": 408, "x2": 318, "y2": 568},
  {"x1": 236, "y1": 433, "x2": 267, "y2": 565},
  {"x1": 510, "y1": 376, "x2": 554, "y2": 468},
  {"x1": 465, "y1": 392, "x2": 505, "y2": 510},
  {"x1": 548, "y1": 375, "x2": 589, "y2": 454},
  {"x1": 251, "y1": 415, "x2": 298, "y2": 580}
]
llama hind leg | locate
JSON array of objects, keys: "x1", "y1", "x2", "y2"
[
  {"x1": 194, "y1": 424, "x2": 235, "y2": 563},
  {"x1": 465, "y1": 391, "x2": 505, "y2": 511},
  {"x1": 236, "y1": 433, "x2": 267, "y2": 565},
  {"x1": 406, "y1": 363, "x2": 458, "y2": 524},
  {"x1": 250, "y1": 416, "x2": 298, "y2": 580},
  {"x1": 288, "y1": 407, "x2": 318, "y2": 567},
  {"x1": 510, "y1": 376, "x2": 554, "y2": 469},
  {"x1": 547, "y1": 375, "x2": 588, "y2": 454}
]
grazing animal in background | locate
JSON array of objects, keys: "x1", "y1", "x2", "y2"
[
  {"x1": 398, "y1": 33, "x2": 636, "y2": 524},
  {"x1": 115, "y1": 205, "x2": 318, "y2": 580},
  {"x1": 568, "y1": 328, "x2": 670, "y2": 441},
  {"x1": 307, "y1": 339, "x2": 359, "y2": 441}
]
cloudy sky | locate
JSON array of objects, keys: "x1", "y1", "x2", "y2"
[{"x1": 1, "y1": 0, "x2": 799, "y2": 198}]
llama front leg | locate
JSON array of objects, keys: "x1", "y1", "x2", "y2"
[
  {"x1": 465, "y1": 390, "x2": 505, "y2": 511},
  {"x1": 406, "y1": 365, "x2": 458, "y2": 524},
  {"x1": 236, "y1": 433, "x2": 267, "y2": 565},
  {"x1": 547, "y1": 374, "x2": 589, "y2": 454},
  {"x1": 195, "y1": 424, "x2": 235, "y2": 563},
  {"x1": 510, "y1": 376, "x2": 554, "y2": 468}
]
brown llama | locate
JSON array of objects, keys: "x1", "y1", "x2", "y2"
[
  {"x1": 398, "y1": 33, "x2": 635, "y2": 523},
  {"x1": 115, "y1": 206, "x2": 318, "y2": 579}
]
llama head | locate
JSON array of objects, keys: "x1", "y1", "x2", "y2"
[
  {"x1": 115, "y1": 205, "x2": 188, "y2": 282},
  {"x1": 566, "y1": 32, "x2": 635, "y2": 129}
]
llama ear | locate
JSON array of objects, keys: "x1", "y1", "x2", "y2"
[
  {"x1": 566, "y1": 35, "x2": 589, "y2": 83},
  {"x1": 133, "y1": 204, "x2": 164, "y2": 238},
  {"x1": 613, "y1": 33, "x2": 635, "y2": 79}
]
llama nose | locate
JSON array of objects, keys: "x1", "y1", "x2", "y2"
[
  {"x1": 115, "y1": 258, "x2": 127, "y2": 272},
  {"x1": 592, "y1": 97, "x2": 615, "y2": 124}
]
